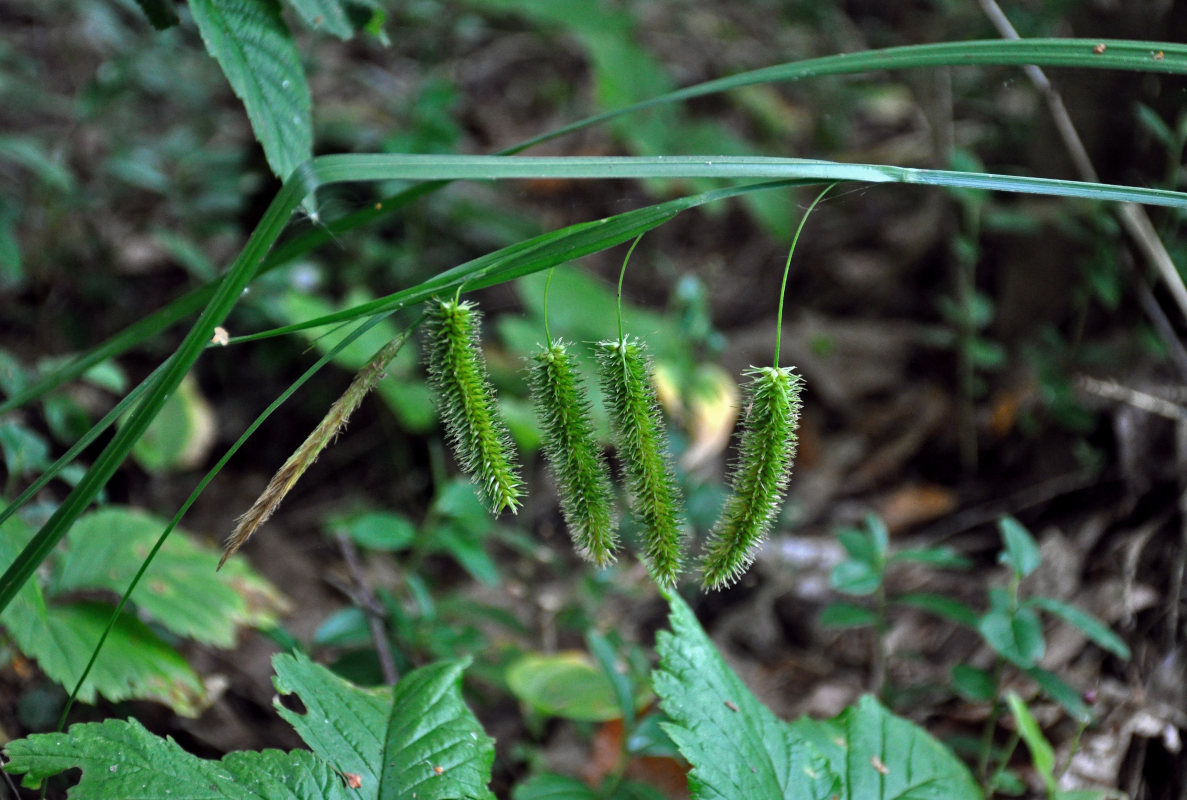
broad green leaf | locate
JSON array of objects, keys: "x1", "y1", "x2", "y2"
[
  {"x1": 2, "y1": 717, "x2": 345, "y2": 797},
  {"x1": 285, "y1": 0, "x2": 355, "y2": 38},
  {"x1": 997, "y1": 517, "x2": 1041, "y2": 578},
  {"x1": 838, "y1": 528, "x2": 878, "y2": 564},
  {"x1": 832, "y1": 696, "x2": 982, "y2": 800},
  {"x1": 950, "y1": 665, "x2": 996, "y2": 702},
  {"x1": 894, "y1": 593, "x2": 979, "y2": 628},
  {"x1": 26, "y1": 602, "x2": 207, "y2": 715},
  {"x1": 189, "y1": 0, "x2": 312, "y2": 183},
  {"x1": 272, "y1": 652, "x2": 392, "y2": 789},
  {"x1": 378, "y1": 659, "x2": 497, "y2": 800},
  {"x1": 977, "y1": 604, "x2": 1045, "y2": 668},
  {"x1": 831, "y1": 559, "x2": 882, "y2": 596},
  {"x1": 507, "y1": 651, "x2": 623, "y2": 722},
  {"x1": 0, "y1": 422, "x2": 49, "y2": 478},
  {"x1": 1027, "y1": 596, "x2": 1130, "y2": 659},
  {"x1": 129, "y1": 374, "x2": 216, "y2": 472},
  {"x1": 3, "y1": 653, "x2": 494, "y2": 798},
  {"x1": 50, "y1": 506, "x2": 288, "y2": 647},
  {"x1": 0, "y1": 505, "x2": 208, "y2": 715},
  {"x1": 819, "y1": 602, "x2": 880, "y2": 629},
  {"x1": 654, "y1": 592, "x2": 839, "y2": 800},
  {"x1": 330, "y1": 510, "x2": 417, "y2": 552},
  {"x1": 1006, "y1": 693, "x2": 1056, "y2": 795}
]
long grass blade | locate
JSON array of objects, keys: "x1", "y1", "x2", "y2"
[
  {"x1": 9, "y1": 37, "x2": 1186, "y2": 414},
  {"x1": 0, "y1": 167, "x2": 318, "y2": 614}
]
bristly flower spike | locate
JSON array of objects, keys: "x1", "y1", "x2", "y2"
[
  {"x1": 700, "y1": 184, "x2": 834, "y2": 589},
  {"x1": 424, "y1": 296, "x2": 523, "y2": 514},
  {"x1": 527, "y1": 270, "x2": 618, "y2": 565},
  {"x1": 597, "y1": 237, "x2": 685, "y2": 585}
]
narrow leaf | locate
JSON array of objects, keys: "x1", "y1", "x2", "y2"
[
  {"x1": 819, "y1": 603, "x2": 880, "y2": 629},
  {"x1": 895, "y1": 593, "x2": 979, "y2": 628},
  {"x1": 998, "y1": 517, "x2": 1041, "y2": 578},
  {"x1": 189, "y1": 0, "x2": 313, "y2": 182},
  {"x1": 1006, "y1": 692, "x2": 1056, "y2": 795},
  {"x1": 1027, "y1": 596, "x2": 1130, "y2": 659}
]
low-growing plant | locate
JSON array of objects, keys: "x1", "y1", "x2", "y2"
[
  {"x1": 0, "y1": 2, "x2": 1180, "y2": 797},
  {"x1": 823, "y1": 514, "x2": 1131, "y2": 795}
]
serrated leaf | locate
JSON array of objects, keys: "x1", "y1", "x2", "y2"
[
  {"x1": 507, "y1": 651, "x2": 623, "y2": 722},
  {"x1": 272, "y1": 652, "x2": 392, "y2": 789},
  {"x1": 189, "y1": 0, "x2": 312, "y2": 183},
  {"x1": 2, "y1": 717, "x2": 339, "y2": 796},
  {"x1": 1027, "y1": 596, "x2": 1130, "y2": 659},
  {"x1": 50, "y1": 507, "x2": 287, "y2": 647},
  {"x1": 834, "y1": 696, "x2": 982, "y2": 800},
  {"x1": 285, "y1": 0, "x2": 355, "y2": 38},
  {"x1": 653, "y1": 592, "x2": 839, "y2": 800},
  {"x1": 4, "y1": 654, "x2": 495, "y2": 797},
  {"x1": 4, "y1": 653, "x2": 479, "y2": 798},
  {"x1": 26, "y1": 602, "x2": 207, "y2": 715},
  {"x1": 655, "y1": 591, "x2": 982, "y2": 800},
  {"x1": 0, "y1": 506, "x2": 209, "y2": 715},
  {"x1": 998, "y1": 517, "x2": 1041, "y2": 577},
  {"x1": 379, "y1": 658, "x2": 497, "y2": 800}
]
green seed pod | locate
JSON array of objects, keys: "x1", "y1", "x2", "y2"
[
  {"x1": 528, "y1": 340, "x2": 619, "y2": 566},
  {"x1": 424, "y1": 298, "x2": 523, "y2": 514},
  {"x1": 700, "y1": 366, "x2": 804, "y2": 589},
  {"x1": 596, "y1": 336, "x2": 684, "y2": 585}
]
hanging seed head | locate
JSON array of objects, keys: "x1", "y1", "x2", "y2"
[
  {"x1": 700, "y1": 366, "x2": 804, "y2": 590},
  {"x1": 528, "y1": 340, "x2": 619, "y2": 566},
  {"x1": 424, "y1": 298, "x2": 523, "y2": 514},
  {"x1": 596, "y1": 335, "x2": 685, "y2": 585}
]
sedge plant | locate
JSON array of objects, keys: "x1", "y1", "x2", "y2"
[
  {"x1": 698, "y1": 185, "x2": 831, "y2": 589},
  {"x1": 0, "y1": 16, "x2": 1181, "y2": 797}
]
